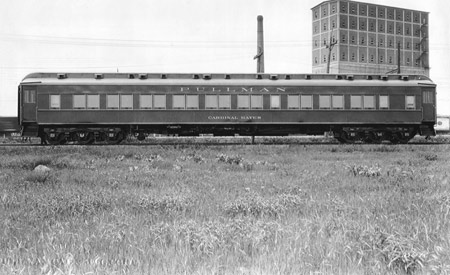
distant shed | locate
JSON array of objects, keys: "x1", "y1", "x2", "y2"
[
  {"x1": 436, "y1": 115, "x2": 450, "y2": 133},
  {"x1": 0, "y1": 117, "x2": 20, "y2": 137}
]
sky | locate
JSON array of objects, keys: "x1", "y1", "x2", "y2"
[{"x1": 0, "y1": 0, "x2": 449, "y2": 116}]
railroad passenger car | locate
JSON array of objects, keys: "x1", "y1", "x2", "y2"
[{"x1": 18, "y1": 72, "x2": 436, "y2": 144}]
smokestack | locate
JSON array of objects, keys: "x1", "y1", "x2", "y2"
[{"x1": 254, "y1": 15, "x2": 264, "y2": 73}]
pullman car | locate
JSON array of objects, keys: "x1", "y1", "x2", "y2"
[{"x1": 18, "y1": 72, "x2": 436, "y2": 144}]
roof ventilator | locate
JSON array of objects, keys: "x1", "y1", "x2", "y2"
[
  {"x1": 336, "y1": 75, "x2": 343, "y2": 80},
  {"x1": 305, "y1": 75, "x2": 311, "y2": 80},
  {"x1": 224, "y1": 74, "x2": 231, "y2": 79},
  {"x1": 346, "y1": 75, "x2": 354, "y2": 80},
  {"x1": 203, "y1": 74, "x2": 212, "y2": 80},
  {"x1": 128, "y1": 74, "x2": 135, "y2": 79},
  {"x1": 192, "y1": 74, "x2": 200, "y2": 79},
  {"x1": 400, "y1": 75, "x2": 409, "y2": 81},
  {"x1": 256, "y1": 74, "x2": 263, "y2": 80},
  {"x1": 57, "y1": 73, "x2": 67, "y2": 79},
  {"x1": 94, "y1": 73, "x2": 103, "y2": 80},
  {"x1": 270, "y1": 75, "x2": 278, "y2": 80},
  {"x1": 285, "y1": 75, "x2": 291, "y2": 80},
  {"x1": 139, "y1": 74, "x2": 148, "y2": 80},
  {"x1": 379, "y1": 75, "x2": 388, "y2": 81},
  {"x1": 366, "y1": 75, "x2": 373, "y2": 80},
  {"x1": 160, "y1": 74, "x2": 167, "y2": 79}
]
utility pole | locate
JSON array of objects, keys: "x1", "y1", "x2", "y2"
[
  {"x1": 326, "y1": 29, "x2": 338, "y2": 74},
  {"x1": 254, "y1": 15, "x2": 264, "y2": 73}
]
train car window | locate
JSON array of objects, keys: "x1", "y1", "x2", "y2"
[
  {"x1": 363, "y1": 95, "x2": 375, "y2": 109},
  {"x1": 270, "y1": 95, "x2": 281, "y2": 109},
  {"x1": 406, "y1": 96, "x2": 416, "y2": 109},
  {"x1": 140, "y1": 95, "x2": 152, "y2": 109},
  {"x1": 319, "y1": 95, "x2": 331, "y2": 109},
  {"x1": 205, "y1": 95, "x2": 218, "y2": 109},
  {"x1": 120, "y1": 95, "x2": 133, "y2": 109},
  {"x1": 153, "y1": 95, "x2": 166, "y2": 109},
  {"x1": 288, "y1": 95, "x2": 300, "y2": 109},
  {"x1": 24, "y1": 89, "x2": 36, "y2": 103},
  {"x1": 301, "y1": 95, "x2": 313, "y2": 109},
  {"x1": 87, "y1": 95, "x2": 100, "y2": 109},
  {"x1": 379, "y1": 95, "x2": 389, "y2": 109},
  {"x1": 218, "y1": 95, "x2": 231, "y2": 109},
  {"x1": 332, "y1": 95, "x2": 344, "y2": 109},
  {"x1": 50, "y1": 95, "x2": 60, "y2": 109},
  {"x1": 107, "y1": 95, "x2": 119, "y2": 109},
  {"x1": 423, "y1": 91, "x2": 434, "y2": 104},
  {"x1": 73, "y1": 95, "x2": 86, "y2": 109},
  {"x1": 251, "y1": 95, "x2": 263, "y2": 109},
  {"x1": 350, "y1": 95, "x2": 362, "y2": 109},
  {"x1": 173, "y1": 95, "x2": 185, "y2": 109},
  {"x1": 186, "y1": 95, "x2": 199, "y2": 109},
  {"x1": 238, "y1": 95, "x2": 250, "y2": 109}
]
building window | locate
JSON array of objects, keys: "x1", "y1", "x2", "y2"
[
  {"x1": 406, "y1": 96, "x2": 416, "y2": 109},
  {"x1": 341, "y1": 34, "x2": 346, "y2": 43},
  {"x1": 73, "y1": 95, "x2": 86, "y2": 109},
  {"x1": 379, "y1": 55, "x2": 384, "y2": 63},
  {"x1": 87, "y1": 95, "x2": 100, "y2": 109},
  {"x1": 270, "y1": 95, "x2": 280, "y2": 109},
  {"x1": 172, "y1": 95, "x2": 185, "y2": 109},
  {"x1": 186, "y1": 95, "x2": 199, "y2": 109},
  {"x1": 332, "y1": 95, "x2": 344, "y2": 109},
  {"x1": 301, "y1": 95, "x2": 313, "y2": 109},
  {"x1": 361, "y1": 54, "x2": 365, "y2": 62},
  {"x1": 153, "y1": 95, "x2": 166, "y2": 109},
  {"x1": 140, "y1": 95, "x2": 152, "y2": 109},
  {"x1": 323, "y1": 23, "x2": 327, "y2": 31},
  {"x1": 319, "y1": 95, "x2": 331, "y2": 109},
  {"x1": 351, "y1": 52, "x2": 356, "y2": 61},
  {"x1": 287, "y1": 95, "x2": 300, "y2": 109},
  {"x1": 370, "y1": 55, "x2": 374, "y2": 62},
  {"x1": 251, "y1": 95, "x2": 263, "y2": 109},
  {"x1": 406, "y1": 58, "x2": 410, "y2": 66},
  {"x1": 50, "y1": 95, "x2": 60, "y2": 109},
  {"x1": 379, "y1": 95, "x2": 389, "y2": 109},
  {"x1": 389, "y1": 56, "x2": 393, "y2": 64},
  {"x1": 219, "y1": 95, "x2": 231, "y2": 109},
  {"x1": 120, "y1": 94, "x2": 133, "y2": 109},
  {"x1": 237, "y1": 95, "x2": 250, "y2": 109},
  {"x1": 379, "y1": 38, "x2": 384, "y2": 47}
]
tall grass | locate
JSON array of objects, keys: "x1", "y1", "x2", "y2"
[{"x1": 0, "y1": 144, "x2": 449, "y2": 274}]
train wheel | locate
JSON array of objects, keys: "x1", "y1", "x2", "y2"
[
  {"x1": 106, "y1": 131, "x2": 125, "y2": 144},
  {"x1": 75, "y1": 131, "x2": 95, "y2": 145},
  {"x1": 45, "y1": 132, "x2": 66, "y2": 145}
]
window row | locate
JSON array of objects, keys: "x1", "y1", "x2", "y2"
[{"x1": 48, "y1": 94, "x2": 417, "y2": 110}]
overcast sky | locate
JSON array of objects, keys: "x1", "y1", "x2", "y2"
[{"x1": 0, "y1": 0, "x2": 449, "y2": 116}]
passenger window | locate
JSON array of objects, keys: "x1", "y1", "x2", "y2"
[
  {"x1": 350, "y1": 95, "x2": 362, "y2": 109},
  {"x1": 332, "y1": 95, "x2": 344, "y2": 109},
  {"x1": 172, "y1": 95, "x2": 185, "y2": 109},
  {"x1": 218, "y1": 95, "x2": 231, "y2": 109},
  {"x1": 205, "y1": 95, "x2": 218, "y2": 109},
  {"x1": 251, "y1": 95, "x2": 263, "y2": 109},
  {"x1": 87, "y1": 95, "x2": 100, "y2": 109},
  {"x1": 120, "y1": 94, "x2": 133, "y2": 109},
  {"x1": 238, "y1": 95, "x2": 250, "y2": 109},
  {"x1": 50, "y1": 95, "x2": 60, "y2": 109},
  {"x1": 301, "y1": 95, "x2": 313, "y2": 109},
  {"x1": 73, "y1": 95, "x2": 86, "y2": 109},
  {"x1": 288, "y1": 95, "x2": 300, "y2": 109},
  {"x1": 319, "y1": 95, "x2": 331, "y2": 109},
  {"x1": 186, "y1": 95, "x2": 199, "y2": 109},
  {"x1": 379, "y1": 95, "x2": 389, "y2": 109},
  {"x1": 363, "y1": 95, "x2": 375, "y2": 109},
  {"x1": 140, "y1": 95, "x2": 152, "y2": 109},
  {"x1": 24, "y1": 89, "x2": 36, "y2": 104},
  {"x1": 406, "y1": 96, "x2": 416, "y2": 109},
  {"x1": 107, "y1": 95, "x2": 119, "y2": 109},
  {"x1": 270, "y1": 95, "x2": 280, "y2": 109},
  {"x1": 153, "y1": 95, "x2": 166, "y2": 109}
]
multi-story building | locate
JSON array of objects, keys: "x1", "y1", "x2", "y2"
[{"x1": 312, "y1": 1, "x2": 429, "y2": 76}]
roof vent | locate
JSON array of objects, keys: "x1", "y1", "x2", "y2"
[
  {"x1": 161, "y1": 74, "x2": 167, "y2": 79},
  {"x1": 285, "y1": 75, "x2": 291, "y2": 80},
  {"x1": 192, "y1": 74, "x2": 200, "y2": 79},
  {"x1": 128, "y1": 74, "x2": 135, "y2": 79},
  {"x1": 366, "y1": 75, "x2": 373, "y2": 80},
  {"x1": 139, "y1": 74, "x2": 148, "y2": 80},
  {"x1": 94, "y1": 73, "x2": 103, "y2": 80},
  {"x1": 305, "y1": 75, "x2": 311, "y2": 80},
  {"x1": 203, "y1": 74, "x2": 212, "y2": 80},
  {"x1": 346, "y1": 75, "x2": 354, "y2": 80},
  {"x1": 336, "y1": 75, "x2": 343, "y2": 80},
  {"x1": 379, "y1": 75, "x2": 388, "y2": 81},
  {"x1": 57, "y1": 73, "x2": 67, "y2": 79},
  {"x1": 270, "y1": 75, "x2": 278, "y2": 80},
  {"x1": 256, "y1": 74, "x2": 263, "y2": 80},
  {"x1": 224, "y1": 74, "x2": 231, "y2": 79},
  {"x1": 400, "y1": 75, "x2": 409, "y2": 81}
]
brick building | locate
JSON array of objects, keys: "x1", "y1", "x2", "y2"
[{"x1": 312, "y1": 1, "x2": 429, "y2": 76}]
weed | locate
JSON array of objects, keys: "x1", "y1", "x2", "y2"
[{"x1": 347, "y1": 164, "x2": 381, "y2": 177}]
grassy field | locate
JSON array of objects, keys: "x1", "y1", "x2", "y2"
[{"x1": 0, "y1": 144, "x2": 449, "y2": 274}]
